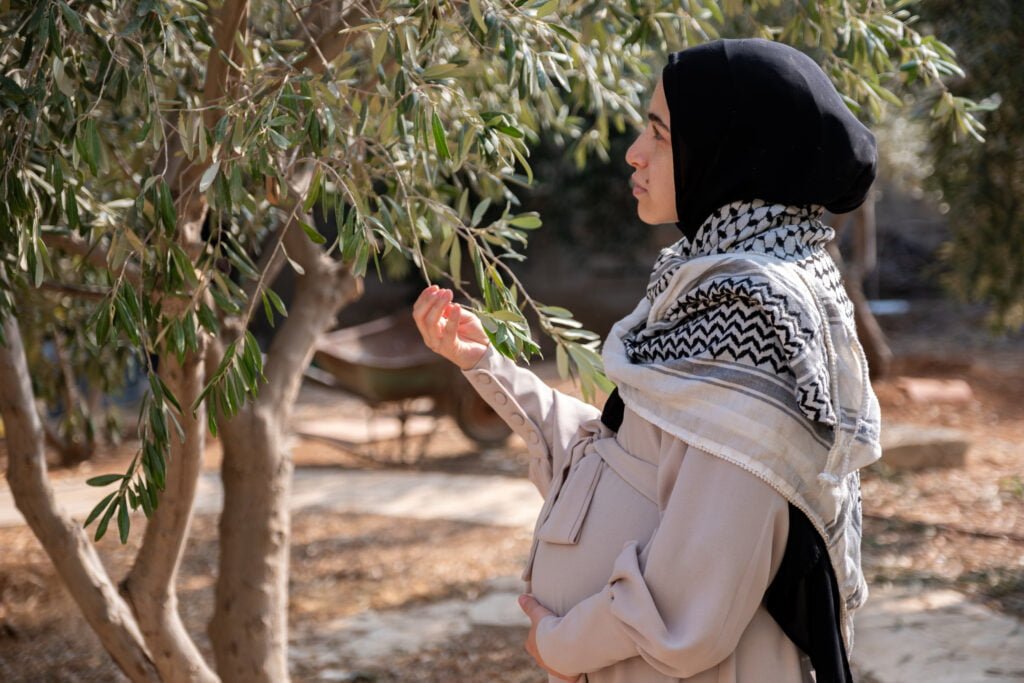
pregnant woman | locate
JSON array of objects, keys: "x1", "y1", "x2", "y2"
[{"x1": 413, "y1": 38, "x2": 881, "y2": 683}]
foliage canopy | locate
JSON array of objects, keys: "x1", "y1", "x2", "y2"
[
  {"x1": 919, "y1": 0, "x2": 1022, "y2": 329},
  {"x1": 0, "y1": 0, "x2": 985, "y2": 539}
]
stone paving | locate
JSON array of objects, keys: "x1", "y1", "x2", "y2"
[
  {"x1": 854, "y1": 587, "x2": 1024, "y2": 682},
  {"x1": 2, "y1": 464, "x2": 1023, "y2": 681},
  {"x1": 290, "y1": 575, "x2": 530, "y2": 676},
  {"x1": 0, "y1": 467, "x2": 541, "y2": 530}
]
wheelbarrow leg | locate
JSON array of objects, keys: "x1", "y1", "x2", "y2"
[
  {"x1": 395, "y1": 400, "x2": 434, "y2": 465},
  {"x1": 397, "y1": 408, "x2": 409, "y2": 463},
  {"x1": 367, "y1": 406, "x2": 382, "y2": 461},
  {"x1": 414, "y1": 416, "x2": 436, "y2": 464}
]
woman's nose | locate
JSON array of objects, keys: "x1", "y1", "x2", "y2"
[{"x1": 625, "y1": 136, "x2": 645, "y2": 169}]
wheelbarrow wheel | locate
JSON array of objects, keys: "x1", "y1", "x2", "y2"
[{"x1": 453, "y1": 382, "x2": 512, "y2": 448}]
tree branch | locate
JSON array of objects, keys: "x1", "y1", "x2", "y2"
[
  {"x1": 294, "y1": 1, "x2": 376, "y2": 74},
  {"x1": 829, "y1": 200, "x2": 892, "y2": 379},
  {"x1": 0, "y1": 313, "x2": 160, "y2": 682},
  {"x1": 39, "y1": 281, "x2": 111, "y2": 301},
  {"x1": 240, "y1": 217, "x2": 289, "y2": 307},
  {"x1": 210, "y1": 206, "x2": 361, "y2": 681},
  {"x1": 284, "y1": 0, "x2": 334, "y2": 74},
  {"x1": 165, "y1": 0, "x2": 250, "y2": 198},
  {"x1": 202, "y1": 0, "x2": 251, "y2": 127},
  {"x1": 40, "y1": 233, "x2": 143, "y2": 287},
  {"x1": 121, "y1": 339, "x2": 218, "y2": 683},
  {"x1": 257, "y1": 213, "x2": 362, "y2": 413},
  {"x1": 117, "y1": 8, "x2": 253, "y2": 679},
  {"x1": 248, "y1": 165, "x2": 363, "y2": 411}
]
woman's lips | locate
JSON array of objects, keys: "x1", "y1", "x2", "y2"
[{"x1": 632, "y1": 184, "x2": 647, "y2": 197}]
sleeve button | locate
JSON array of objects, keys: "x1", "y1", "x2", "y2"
[
  {"x1": 478, "y1": 374, "x2": 492, "y2": 385},
  {"x1": 528, "y1": 432, "x2": 540, "y2": 444},
  {"x1": 493, "y1": 393, "x2": 508, "y2": 406},
  {"x1": 511, "y1": 414, "x2": 526, "y2": 427}
]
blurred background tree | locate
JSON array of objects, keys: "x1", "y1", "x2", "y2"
[
  {"x1": 0, "y1": 1, "x2": 988, "y2": 680},
  {"x1": 917, "y1": 0, "x2": 1021, "y2": 330}
]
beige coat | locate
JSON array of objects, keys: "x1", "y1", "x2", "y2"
[{"x1": 463, "y1": 344, "x2": 812, "y2": 682}]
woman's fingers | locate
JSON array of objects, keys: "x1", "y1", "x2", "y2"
[
  {"x1": 413, "y1": 286, "x2": 462, "y2": 353},
  {"x1": 423, "y1": 289, "x2": 452, "y2": 340},
  {"x1": 412, "y1": 285, "x2": 439, "y2": 332},
  {"x1": 414, "y1": 288, "x2": 442, "y2": 333},
  {"x1": 443, "y1": 303, "x2": 461, "y2": 347},
  {"x1": 518, "y1": 594, "x2": 555, "y2": 624},
  {"x1": 413, "y1": 284, "x2": 438, "y2": 312},
  {"x1": 413, "y1": 286, "x2": 490, "y2": 371},
  {"x1": 518, "y1": 594, "x2": 578, "y2": 681}
]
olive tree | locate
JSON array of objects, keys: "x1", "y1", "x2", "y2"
[
  {"x1": 914, "y1": 0, "x2": 1020, "y2": 329},
  {"x1": 0, "y1": 0, "x2": 982, "y2": 680}
]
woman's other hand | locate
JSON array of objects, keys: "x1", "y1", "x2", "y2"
[
  {"x1": 412, "y1": 285, "x2": 490, "y2": 371},
  {"x1": 518, "y1": 594, "x2": 581, "y2": 682}
]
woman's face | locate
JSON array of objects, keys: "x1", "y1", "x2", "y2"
[{"x1": 625, "y1": 77, "x2": 678, "y2": 225}]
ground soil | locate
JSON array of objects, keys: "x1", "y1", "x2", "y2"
[
  {"x1": 858, "y1": 300, "x2": 1024, "y2": 618},
  {"x1": 0, "y1": 298, "x2": 1021, "y2": 681},
  {"x1": 0, "y1": 508, "x2": 540, "y2": 682}
]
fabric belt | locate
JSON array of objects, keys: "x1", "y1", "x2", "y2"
[
  {"x1": 523, "y1": 421, "x2": 659, "y2": 581},
  {"x1": 532, "y1": 434, "x2": 657, "y2": 547},
  {"x1": 592, "y1": 438, "x2": 658, "y2": 505}
]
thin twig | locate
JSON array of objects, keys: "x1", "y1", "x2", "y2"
[
  {"x1": 38, "y1": 281, "x2": 111, "y2": 301},
  {"x1": 283, "y1": 0, "x2": 333, "y2": 73},
  {"x1": 40, "y1": 233, "x2": 143, "y2": 286},
  {"x1": 238, "y1": 202, "x2": 304, "y2": 333}
]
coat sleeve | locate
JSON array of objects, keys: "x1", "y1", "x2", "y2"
[
  {"x1": 534, "y1": 441, "x2": 791, "y2": 678},
  {"x1": 461, "y1": 344, "x2": 602, "y2": 497}
]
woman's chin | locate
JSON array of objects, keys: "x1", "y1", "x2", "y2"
[{"x1": 636, "y1": 211, "x2": 669, "y2": 226}]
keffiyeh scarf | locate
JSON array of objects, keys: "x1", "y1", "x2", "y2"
[{"x1": 602, "y1": 199, "x2": 882, "y2": 648}]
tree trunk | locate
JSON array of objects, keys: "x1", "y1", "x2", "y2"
[
  {"x1": 0, "y1": 315, "x2": 160, "y2": 682},
  {"x1": 122, "y1": 347, "x2": 218, "y2": 683},
  {"x1": 848, "y1": 273, "x2": 894, "y2": 379},
  {"x1": 847, "y1": 194, "x2": 892, "y2": 379},
  {"x1": 208, "y1": 405, "x2": 292, "y2": 682},
  {"x1": 52, "y1": 330, "x2": 96, "y2": 467},
  {"x1": 112, "y1": 6, "x2": 253, "y2": 673},
  {"x1": 209, "y1": 217, "x2": 362, "y2": 682}
]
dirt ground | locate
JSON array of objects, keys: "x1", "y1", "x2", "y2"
[
  {"x1": 0, "y1": 508, "x2": 541, "y2": 682},
  {"x1": 0, "y1": 298, "x2": 1022, "y2": 681},
  {"x1": 859, "y1": 300, "x2": 1024, "y2": 618}
]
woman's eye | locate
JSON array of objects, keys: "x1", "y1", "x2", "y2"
[{"x1": 652, "y1": 127, "x2": 665, "y2": 141}]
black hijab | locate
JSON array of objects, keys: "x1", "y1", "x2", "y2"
[{"x1": 661, "y1": 38, "x2": 877, "y2": 238}]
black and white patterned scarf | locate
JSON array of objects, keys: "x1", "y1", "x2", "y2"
[
  {"x1": 603, "y1": 199, "x2": 882, "y2": 648},
  {"x1": 624, "y1": 200, "x2": 850, "y2": 426}
]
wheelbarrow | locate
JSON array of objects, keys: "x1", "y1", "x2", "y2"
[{"x1": 306, "y1": 310, "x2": 511, "y2": 462}]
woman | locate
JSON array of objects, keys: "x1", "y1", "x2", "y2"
[{"x1": 413, "y1": 38, "x2": 881, "y2": 683}]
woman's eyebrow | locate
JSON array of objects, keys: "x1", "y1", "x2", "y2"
[{"x1": 648, "y1": 112, "x2": 671, "y2": 134}]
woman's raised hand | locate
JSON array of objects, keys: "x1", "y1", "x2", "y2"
[{"x1": 412, "y1": 285, "x2": 490, "y2": 371}]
